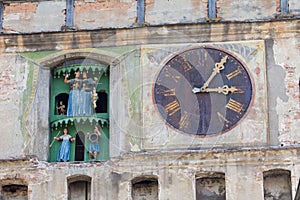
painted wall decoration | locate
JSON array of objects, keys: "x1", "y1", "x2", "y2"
[
  {"x1": 153, "y1": 46, "x2": 253, "y2": 136},
  {"x1": 141, "y1": 41, "x2": 268, "y2": 150}
]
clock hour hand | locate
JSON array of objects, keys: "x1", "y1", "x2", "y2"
[
  {"x1": 200, "y1": 55, "x2": 228, "y2": 90},
  {"x1": 201, "y1": 85, "x2": 239, "y2": 95}
]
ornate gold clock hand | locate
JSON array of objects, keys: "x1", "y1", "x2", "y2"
[
  {"x1": 199, "y1": 55, "x2": 228, "y2": 91},
  {"x1": 201, "y1": 85, "x2": 239, "y2": 95},
  {"x1": 192, "y1": 55, "x2": 228, "y2": 94}
]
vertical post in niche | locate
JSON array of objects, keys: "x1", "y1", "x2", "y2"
[
  {"x1": 0, "y1": 2, "x2": 4, "y2": 32},
  {"x1": 136, "y1": 0, "x2": 145, "y2": 25},
  {"x1": 280, "y1": 0, "x2": 289, "y2": 14},
  {"x1": 66, "y1": 0, "x2": 75, "y2": 27},
  {"x1": 208, "y1": 0, "x2": 217, "y2": 18}
]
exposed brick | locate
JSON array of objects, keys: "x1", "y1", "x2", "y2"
[{"x1": 4, "y1": 2, "x2": 38, "y2": 14}]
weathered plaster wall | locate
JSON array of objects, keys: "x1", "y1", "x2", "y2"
[
  {"x1": 0, "y1": 1, "x2": 298, "y2": 198},
  {"x1": 74, "y1": 0, "x2": 137, "y2": 29},
  {"x1": 0, "y1": 20, "x2": 298, "y2": 160},
  {"x1": 3, "y1": 2, "x2": 65, "y2": 33},
  {"x1": 218, "y1": 0, "x2": 277, "y2": 21},
  {"x1": 0, "y1": 54, "x2": 26, "y2": 158},
  {"x1": 272, "y1": 37, "x2": 300, "y2": 145},
  {"x1": 0, "y1": 1, "x2": 299, "y2": 34},
  {"x1": 0, "y1": 148, "x2": 298, "y2": 199},
  {"x1": 145, "y1": 0, "x2": 207, "y2": 25}
]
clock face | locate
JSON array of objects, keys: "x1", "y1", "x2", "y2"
[{"x1": 153, "y1": 47, "x2": 253, "y2": 136}]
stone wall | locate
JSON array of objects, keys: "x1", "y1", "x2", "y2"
[
  {"x1": 0, "y1": 0, "x2": 299, "y2": 199},
  {"x1": 0, "y1": 148, "x2": 299, "y2": 199},
  {"x1": 1, "y1": 0, "x2": 299, "y2": 33}
]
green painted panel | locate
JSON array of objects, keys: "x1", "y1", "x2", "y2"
[
  {"x1": 49, "y1": 63, "x2": 110, "y2": 162},
  {"x1": 22, "y1": 51, "x2": 59, "y2": 60},
  {"x1": 49, "y1": 123, "x2": 109, "y2": 162}
]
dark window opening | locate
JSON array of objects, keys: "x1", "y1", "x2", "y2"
[
  {"x1": 68, "y1": 177, "x2": 91, "y2": 200},
  {"x1": 75, "y1": 131, "x2": 85, "y2": 161},
  {"x1": 196, "y1": 173, "x2": 226, "y2": 200},
  {"x1": 55, "y1": 93, "x2": 69, "y2": 115},
  {"x1": 2, "y1": 184, "x2": 28, "y2": 199},
  {"x1": 263, "y1": 169, "x2": 292, "y2": 200},
  {"x1": 96, "y1": 90, "x2": 108, "y2": 113},
  {"x1": 132, "y1": 178, "x2": 158, "y2": 200}
]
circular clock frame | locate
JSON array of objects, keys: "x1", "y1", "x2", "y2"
[{"x1": 152, "y1": 46, "x2": 254, "y2": 137}]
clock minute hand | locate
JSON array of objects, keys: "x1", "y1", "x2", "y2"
[
  {"x1": 200, "y1": 55, "x2": 228, "y2": 91},
  {"x1": 202, "y1": 85, "x2": 239, "y2": 95}
]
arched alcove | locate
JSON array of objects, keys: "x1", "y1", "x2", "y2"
[
  {"x1": 36, "y1": 50, "x2": 116, "y2": 162},
  {"x1": 0, "y1": 179, "x2": 28, "y2": 200},
  {"x1": 49, "y1": 54, "x2": 110, "y2": 162},
  {"x1": 195, "y1": 172, "x2": 226, "y2": 200},
  {"x1": 263, "y1": 169, "x2": 292, "y2": 200},
  {"x1": 55, "y1": 93, "x2": 69, "y2": 115},
  {"x1": 131, "y1": 176, "x2": 159, "y2": 200},
  {"x1": 68, "y1": 175, "x2": 92, "y2": 200}
]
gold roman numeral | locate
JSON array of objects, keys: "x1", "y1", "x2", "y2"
[
  {"x1": 165, "y1": 100, "x2": 180, "y2": 116},
  {"x1": 164, "y1": 67, "x2": 180, "y2": 83},
  {"x1": 226, "y1": 66, "x2": 242, "y2": 80},
  {"x1": 226, "y1": 98, "x2": 243, "y2": 113},
  {"x1": 217, "y1": 112, "x2": 230, "y2": 127},
  {"x1": 179, "y1": 111, "x2": 190, "y2": 129},
  {"x1": 157, "y1": 88, "x2": 176, "y2": 96},
  {"x1": 182, "y1": 57, "x2": 193, "y2": 73}
]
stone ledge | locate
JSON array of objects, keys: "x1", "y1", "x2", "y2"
[{"x1": 0, "y1": 19, "x2": 298, "y2": 53}]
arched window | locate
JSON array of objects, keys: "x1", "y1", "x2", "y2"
[
  {"x1": 263, "y1": 169, "x2": 292, "y2": 200},
  {"x1": 131, "y1": 176, "x2": 159, "y2": 200},
  {"x1": 0, "y1": 179, "x2": 28, "y2": 200},
  {"x1": 68, "y1": 175, "x2": 91, "y2": 200},
  {"x1": 196, "y1": 172, "x2": 226, "y2": 200},
  {"x1": 55, "y1": 93, "x2": 68, "y2": 115},
  {"x1": 49, "y1": 57, "x2": 110, "y2": 162},
  {"x1": 1, "y1": 184, "x2": 28, "y2": 199}
]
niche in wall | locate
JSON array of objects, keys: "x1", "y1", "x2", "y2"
[
  {"x1": 263, "y1": 169, "x2": 292, "y2": 200},
  {"x1": 132, "y1": 176, "x2": 159, "y2": 200},
  {"x1": 196, "y1": 172, "x2": 226, "y2": 200},
  {"x1": 1, "y1": 184, "x2": 28, "y2": 200},
  {"x1": 68, "y1": 175, "x2": 91, "y2": 200}
]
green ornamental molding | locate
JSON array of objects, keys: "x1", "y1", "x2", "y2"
[
  {"x1": 51, "y1": 116, "x2": 109, "y2": 130},
  {"x1": 53, "y1": 64, "x2": 109, "y2": 78}
]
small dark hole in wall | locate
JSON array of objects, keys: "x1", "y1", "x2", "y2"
[{"x1": 2, "y1": 184, "x2": 28, "y2": 199}]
